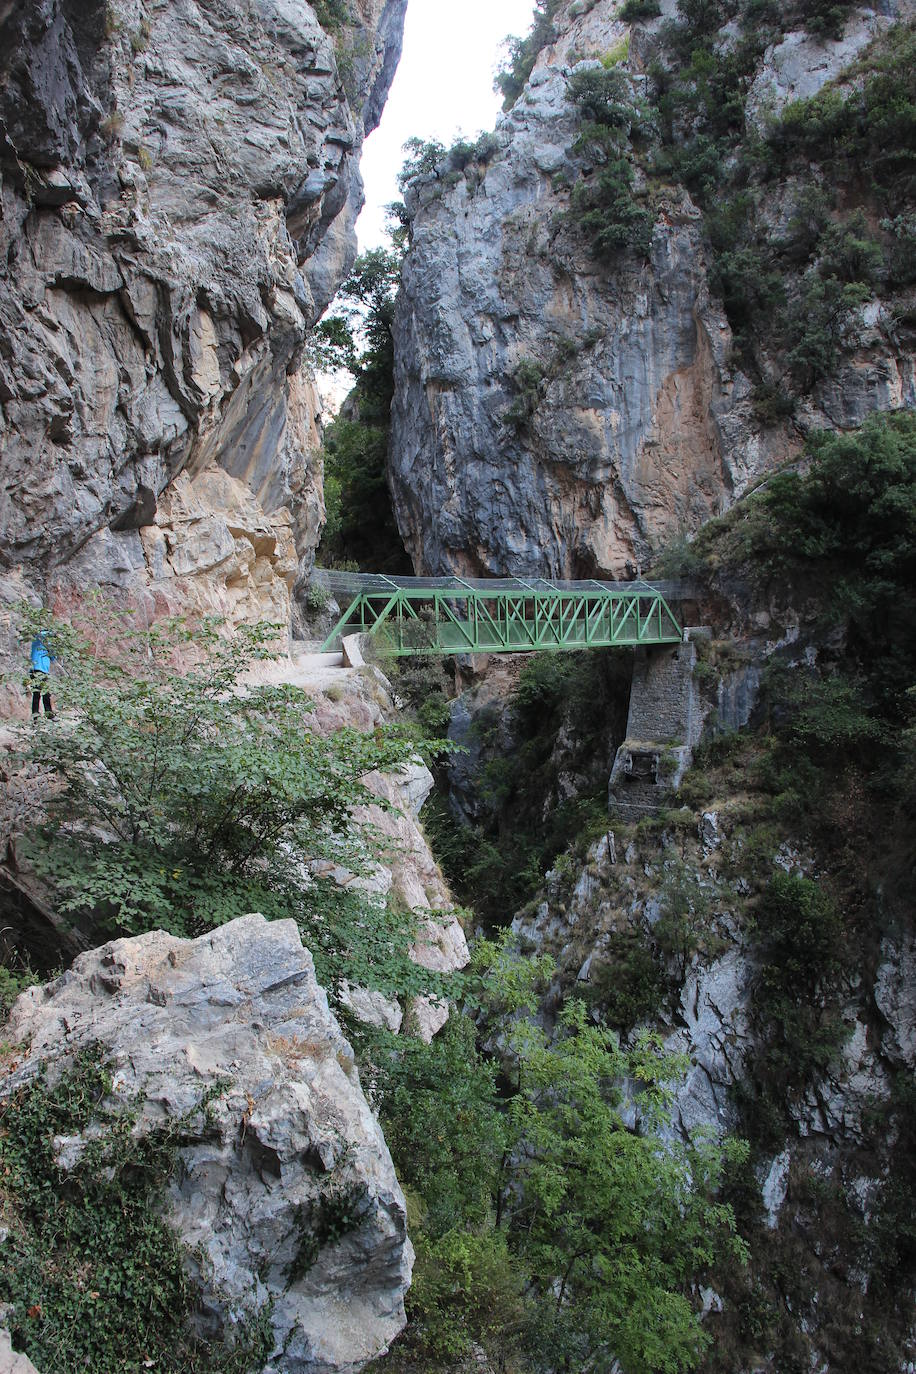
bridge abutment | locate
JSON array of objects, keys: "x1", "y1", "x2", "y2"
[{"x1": 608, "y1": 629, "x2": 710, "y2": 818}]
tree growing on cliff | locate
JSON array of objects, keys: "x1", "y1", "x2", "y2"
[{"x1": 366, "y1": 933, "x2": 748, "y2": 1374}]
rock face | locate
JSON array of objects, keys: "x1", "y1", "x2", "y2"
[
  {"x1": 3, "y1": 914, "x2": 413, "y2": 1374},
  {"x1": 389, "y1": 0, "x2": 913, "y2": 579},
  {"x1": 0, "y1": 0, "x2": 406, "y2": 622},
  {"x1": 0, "y1": 1330, "x2": 41, "y2": 1374},
  {"x1": 389, "y1": 0, "x2": 768, "y2": 579}
]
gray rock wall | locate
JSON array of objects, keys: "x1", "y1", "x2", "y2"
[
  {"x1": 389, "y1": 0, "x2": 913, "y2": 581},
  {"x1": 389, "y1": 0, "x2": 775, "y2": 580},
  {"x1": 0, "y1": 0, "x2": 406, "y2": 615}
]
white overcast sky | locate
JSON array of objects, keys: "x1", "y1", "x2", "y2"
[{"x1": 355, "y1": 0, "x2": 537, "y2": 250}]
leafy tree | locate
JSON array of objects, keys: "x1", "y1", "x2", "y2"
[
  {"x1": 397, "y1": 135, "x2": 447, "y2": 190},
  {"x1": 10, "y1": 609, "x2": 447, "y2": 1005},
  {"x1": 495, "y1": 0, "x2": 563, "y2": 110},
  {"x1": 364, "y1": 936, "x2": 748, "y2": 1373},
  {"x1": 315, "y1": 248, "x2": 411, "y2": 571}
]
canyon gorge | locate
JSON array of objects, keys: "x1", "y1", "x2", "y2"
[{"x1": 1, "y1": 1, "x2": 914, "y2": 1373}]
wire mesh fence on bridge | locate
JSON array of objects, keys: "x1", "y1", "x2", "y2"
[{"x1": 314, "y1": 568, "x2": 687, "y2": 656}]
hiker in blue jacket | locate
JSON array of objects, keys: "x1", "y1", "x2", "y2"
[{"x1": 29, "y1": 631, "x2": 56, "y2": 718}]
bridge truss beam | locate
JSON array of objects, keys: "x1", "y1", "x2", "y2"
[{"x1": 319, "y1": 577, "x2": 683, "y2": 656}]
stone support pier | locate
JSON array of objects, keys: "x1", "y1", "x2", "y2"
[{"x1": 608, "y1": 630, "x2": 709, "y2": 818}]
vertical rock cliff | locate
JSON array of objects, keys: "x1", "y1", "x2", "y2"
[
  {"x1": 389, "y1": 0, "x2": 915, "y2": 578},
  {"x1": 0, "y1": 0, "x2": 406, "y2": 623}
]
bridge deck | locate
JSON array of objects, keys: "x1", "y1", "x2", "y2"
[{"x1": 316, "y1": 569, "x2": 685, "y2": 656}]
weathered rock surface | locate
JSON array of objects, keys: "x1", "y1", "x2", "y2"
[
  {"x1": 745, "y1": 3, "x2": 915, "y2": 134},
  {"x1": 0, "y1": 0, "x2": 406, "y2": 622},
  {"x1": 389, "y1": 0, "x2": 913, "y2": 579},
  {"x1": 3, "y1": 914, "x2": 413, "y2": 1373},
  {"x1": 0, "y1": 1330, "x2": 41, "y2": 1374},
  {"x1": 390, "y1": 0, "x2": 771, "y2": 579},
  {"x1": 238, "y1": 649, "x2": 470, "y2": 1041}
]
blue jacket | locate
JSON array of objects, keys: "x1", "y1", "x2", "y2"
[{"x1": 30, "y1": 635, "x2": 54, "y2": 674}]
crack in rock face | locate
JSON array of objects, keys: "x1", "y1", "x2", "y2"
[{"x1": 3, "y1": 914, "x2": 414, "y2": 1373}]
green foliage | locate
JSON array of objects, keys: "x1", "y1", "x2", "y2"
[
  {"x1": 742, "y1": 873, "x2": 847, "y2": 1142},
  {"x1": 586, "y1": 929, "x2": 668, "y2": 1028},
  {"x1": 495, "y1": 0, "x2": 564, "y2": 109},
  {"x1": 747, "y1": 413, "x2": 916, "y2": 722},
  {"x1": 861, "y1": 1073, "x2": 916, "y2": 1291},
  {"x1": 568, "y1": 66, "x2": 654, "y2": 259},
  {"x1": 304, "y1": 578, "x2": 331, "y2": 614},
  {"x1": 766, "y1": 23, "x2": 916, "y2": 210},
  {"x1": 794, "y1": 0, "x2": 858, "y2": 40},
  {"x1": 315, "y1": 248, "x2": 411, "y2": 572},
  {"x1": 311, "y1": 0, "x2": 350, "y2": 33},
  {"x1": 319, "y1": 417, "x2": 405, "y2": 570},
  {"x1": 781, "y1": 275, "x2": 872, "y2": 389},
  {"x1": 362, "y1": 937, "x2": 748, "y2": 1373},
  {"x1": 9, "y1": 609, "x2": 447, "y2": 1008},
  {"x1": 0, "y1": 961, "x2": 38, "y2": 1019},
  {"x1": 404, "y1": 1227, "x2": 528, "y2": 1365},
  {"x1": 767, "y1": 669, "x2": 888, "y2": 759},
  {"x1": 485, "y1": 950, "x2": 748, "y2": 1374},
  {"x1": 504, "y1": 357, "x2": 547, "y2": 431},
  {"x1": 0, "y1": 1045, "x2": 272, "y2": 1374},
  {"x1": 572, "y1": 158, "x2": 654, "y2": 257},
  {"x1": 428, "y1": 652, "x2": 631, "y2": 924},
  {"x1": 620, "y1": 0, "x2": 662, "y2": 18},
  {"x1": 397, "y1": 135, "x2": 447, "y2": 189},
  {"x1": 285, "y1": 1181, "x2": 368, "y2": 1286},
  {"x1": 882, "y1": 211, "x2": 916, "y2": 286},
  {"x1": 651, "y1": 531, "x2": 707, "y2": 579},
  {"x1": 645, "y1": 8, "x2": 916, "y2": 402}
]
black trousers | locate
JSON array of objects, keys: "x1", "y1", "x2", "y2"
[{"x1": 30, "y1": 669, "x2": 53, "y2": 715}]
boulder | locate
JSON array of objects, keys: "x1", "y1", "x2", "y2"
[{"x1": 3, "y1": 915, "x2": 413, "y2": 1374}]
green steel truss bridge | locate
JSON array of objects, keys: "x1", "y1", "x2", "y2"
[{"x1": 316, "y1": 568, "x2": 685, "y2": 656}]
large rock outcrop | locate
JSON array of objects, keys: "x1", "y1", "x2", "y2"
[
  {"x1": 0, "y1": 0, "x2": 406, "y2": 623},
  {"x1": 3, "y1": 913, "x2": 413, "y2": 1373},
  {"x1": 389, "y1": 0, "x2": 913, "y2": 579}
]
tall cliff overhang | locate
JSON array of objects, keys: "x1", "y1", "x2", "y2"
[{"x1": 0, "y1": 0, "x2": 406, "y2": 621}]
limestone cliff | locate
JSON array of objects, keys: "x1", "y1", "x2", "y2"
[
  {"x1": 389, "y1": 0, "x2": 915, "y2": 579},
  {"x1": 0, "y1": 0, "x2": 406, "y2": 624}
]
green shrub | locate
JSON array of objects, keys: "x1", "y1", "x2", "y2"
[
  {"x1": 742, "y1": 872, "x2": 847, "y2": 1140},
  {"x1": 311, "y1": 0, "x2": 350, "y2": 32},
  {"x1": 567, "y1": 66, "x2": 654, "y2": 259},
  {"x1": 495, "y1": 0, "x2": 563, "y2": 109},
  {"x1": 0, "y1": 962, "x2": 38, "y2": 1019},
  {"x1": 504, "y1": 357, "x2": 546, "y2": 431},
  {"x1": 9, "y1": 609, "x2": 448, "y2": 1008},
  {"x1": 571, "y1": 158, "x2": 654, "y2": 256},
  {"x1": 767, "y1": 23, "x2": 916, "y2": 208},
  {"x1": 751, "y1": 413, "x2": 916, "y2": 721},
  {"x1": 882, "y1": 212, "x2": 916, "y2": 285},
  {"x1": 586, "y1": 929, "x2": 668, "y2": 1027},
  {"x1": 305, "y1": 578, "x2": 331, "y2": 613},
  {"x1": 0, "y1": 1047, "x2": 272, "y2": 1373},
  {"x1": 403, "y1": 1228, "x2": 528, "y2": 1363},
  {"x1": 620, "y1": 0, "x2": 662, "y2": 19}
]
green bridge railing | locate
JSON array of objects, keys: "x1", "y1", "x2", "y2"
[{"x1": 316, "y1": 569, "x2": 685, "y2": 656}]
